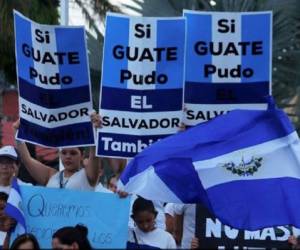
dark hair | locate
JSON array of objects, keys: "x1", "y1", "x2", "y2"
[
  {"x1": 10, "y1": 233, "x2": 40, "y2": 250},
  {"x1": 52, "y1": 224, "x2": 92, "y2": 250},
  {"x1": 0, "y1": 192, "x2": 8, "y2": 202},
  {"x1": 77, "y1": 147, "x2": 85, "y2": 155},
  {"x1": 132, "y1": 197, "x2": 158, "y2": 218}
]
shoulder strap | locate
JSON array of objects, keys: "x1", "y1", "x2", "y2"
[
  {"x1": 132, "y1": 229, "x2": 139, "y2": 246},
  {"x1": 59, "y1": 170, "x2": 64, "y2": 188}
]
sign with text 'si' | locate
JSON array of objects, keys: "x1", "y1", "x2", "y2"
[
  {"x1": 14, "y1": 11, "x2": 94, "y2": 148},
  {"x1": 97, "y1": 13, "x2": 185, "y2": 158},
  {"x1": 184, "y1": 11, "x2": 272, "y2": 126}
]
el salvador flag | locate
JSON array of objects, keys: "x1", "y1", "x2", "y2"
[
  {"x1": 119, "y1": 105, "x2": 300, "y2": 230},
  {"x1": 4, "y1": 178, "x2": 26, "y2": 235}
]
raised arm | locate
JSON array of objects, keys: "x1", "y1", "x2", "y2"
[
  {"x1": 13, "y1": 120, "x2": 57, "y2": 185},
  {"x1": 85, "y1": 146, "x2": 101, "y2": 187},
  {"x1": 84, "y1": 112, "x2": 102, "y2": 187}
]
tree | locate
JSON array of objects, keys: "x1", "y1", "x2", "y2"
[{"x1": 0, "y1": 0, "x2": 59, "y2": 85}]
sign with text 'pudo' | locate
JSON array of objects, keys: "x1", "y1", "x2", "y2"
[
  {"x1": 98, "y1": 13, "x2": 185, "y2": 158},
  {"x1": 184, "y1": 11, "x2": 272, "y2": 126},
  {"x1": 14, "y1": 11, "x2": 94, "y2": 148}
]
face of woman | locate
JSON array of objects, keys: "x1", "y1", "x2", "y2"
[
  {"x1": 0, "y1": 157, "x2": 17, "y2": 184},
  {"x1": 133, "y1": 210, "x2": 156, "y2": 233},
  {"x1": 60, "y1": 148, "x2": 83, "y2": 173}
]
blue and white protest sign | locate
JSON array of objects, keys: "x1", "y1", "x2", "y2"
[
  {"x1": 19, "y1": 185, "x2": 130, "y2": 249},
  {"x1": 184, "y1": 11, "x2": 272, "y2": 126},
  {"x1": 14, "y1": 11, "x2": 94, "y2": 147},
  {"x1": 97, "y1": 13, "x2": 185, "y2": 158}
]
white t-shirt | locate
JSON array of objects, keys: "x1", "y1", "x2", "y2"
[
  {"x1": 0, "y1": 231, "x2": 6, "y2": 249},
  {"x1": 95, "y1": 182, "x2": 112, "y2": 193},
  {"x1": 173, "y1": 203, "x2": 196, "y2": 249},
  {"x1": 128, "y1": 227, "x2": 176, "y2": 249},
  {"x1": 128, "y1": 195, "x2": 166, "y2": 230},
  {"x1": 164, "y1": 203, "x2": 176, "y2": 217},
  {"x1": 46, "y1": 169, "x2": 94, "y2": 191}
]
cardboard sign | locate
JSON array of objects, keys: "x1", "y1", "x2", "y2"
[
  {"x1": 19, "y1": 186, "x2": 130, "y2": 249},
  {"x1": 196, "y1": 204, "x2": 296, "y2": 249},
  {"x1": 184, "y1": 11, "x2": 272, "y2": 126},
  {"x1": 14, "y1": 11, "x2": 94, "y2": 147},
  {"x1": 97, "y1": 13, "x2": 185, "y2": 158}
]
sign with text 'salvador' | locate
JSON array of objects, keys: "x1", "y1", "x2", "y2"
[
  {"x1": 184, "y1": 11, "x2": 272, "y2": 126},
  {"x1": 97, "y1": 13, "x2": 185, "y2": 158},
  {"x1": 14, "y1": 11, "x2": 94, "y2": 147}
]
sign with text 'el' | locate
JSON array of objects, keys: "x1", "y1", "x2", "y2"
[
  {"x1": 19, "y1": 186, "x2": 130, "y2": 249},
  {"x1": 184, "y1": 11, "x2": 272, "y2": 126},
  {"x1": 14, "y1": 11, "x2": 94, "y2": 147},
  {"x1": 97, "y1": 13, "x2": 185, "y2": 158}
]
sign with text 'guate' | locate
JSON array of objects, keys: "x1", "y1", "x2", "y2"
[
  {"x1": 184, "y1": 11, "x2": 272, "y2": 126},
  {"x1": 97, "y1": 13, "x2": 185, "y2": 158},
  {"x1": 14, "y1": 11, "x2": 94, "y2": 148}
]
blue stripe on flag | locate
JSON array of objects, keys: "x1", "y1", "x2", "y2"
[
  {"x1": 153, "y1": 158, "x2": 211, "y2": 205},
  {"x1": 100, "y1": 86, "x2": 182, "y2": 111},
  {"x1": 4, "y1": 178, "x2": 26, "y2": 235},
  {"x1": 14, "y1": 12, "x2": 34, "y2": 85},
  {"x1": 4, "y1": 203, "x2": 26, "y2": 231},
  {"x1": 19, "y1": 77, "x2": 91, "y2": 108},
  {"x1": 206, "y1": 177, "x2": 300, "y2": 230},
  {"x1": 184, "y1": 13, "x2": 212, "y2": 83},
  {"x1": 18, "y1": 118, "x2": 94, "y2": 147},
  {"x1": 241, "y1": 13, "x2": 271, "y2": 83},
  {"x1": 102, "y1": 15, "x2": 129, "y2": 88},
  {"x1": 120, "y1": 108, "x2": 294, "y2": 185},
  {"x1": 185, "y1": 81, "x2": 269, "y2": 104},
  {"x1": 11, "y1": 178, "x2": 21, "y2": 194},
  {"x1": 55, "y1": 27, "x2": 89, "y2": 89},
  {"x1": 156, "y1": 19, "x2": 185, "y2": 89}
]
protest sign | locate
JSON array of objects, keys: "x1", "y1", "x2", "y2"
[
  {"x1": 19, "y1": 186, "x2": 130, "y2": 249},
  {"x1": 195, "y1": 204, "x2": 297, "y2": 249},
  {"x1": 97, "y1": 13, "x2": 185, "y2": 158},
  {"x1": 184, "y1": 11, "x2": 272, "y2": 126},
  {"x1": 14, "y1": 11, "x2": 94, "y2": 147}
]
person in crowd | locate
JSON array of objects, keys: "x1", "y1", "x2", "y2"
[
  {"x1": 289, "y1": 235, "x2": 300, "y2": 249},
  {"x1": 173, "y1": 204, "x2": 196, "y2": 248},
  {"x1": 190, "y1": 237, "x2": 199, "y2": 249},
  {"x1": 127, "y1": 197, "x2": 176, "y2": 249},
  {"x1": 52, "y1": 224, "x2": 92, "y2": 250},
  {"x1": 164, "y1": 203, "x2": 176, "y2": 235},
  {"x1": 0, "y1": 146, "x2": 30, "y2": 194},
  {"x1": 13, "y1": 116, "x2": 101, "y2": 191},
  {"x1": 0, "y1": 192, "x2": 16, "y2": 250},
  {"x1": 107, "y1": 174, "x2": 118, "y2": 193},
  {"x1": 10, "y1": 233, "x2": 40, "y2": 250}
]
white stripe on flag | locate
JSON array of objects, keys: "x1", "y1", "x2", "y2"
[
  {"x1": 194, "y1": 132, "x2": 300, "y2": 189},
  {"x1": 19, "y1": 97, "x2": 91, "y2": 128},
  {"x1": 100, "y1": 109, "x2": 182, "y2": 135},
  {"x1": 212, "y1": 13, "x2": 241, "y2": 83},
  {"x1": 128, "y1": 18, "x2": 157, "y2": 90},
  {"x1": 31, "y1": 24, "x2": 60, "y2": 89},
  {"x1": 118, "y1": 166, "x2": 182, "y2": 203}
]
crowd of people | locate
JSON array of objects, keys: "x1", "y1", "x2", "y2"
[
  {"x1": 0, "y1": 115, "x2": 193, "y2": 250},
  {"x1": 1, "y1": 114, "x2": 300, "y2": 250}
]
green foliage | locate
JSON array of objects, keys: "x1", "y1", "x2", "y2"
[{"x1": 0, "y1": 0, "x2": 59, "y2": 84}]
